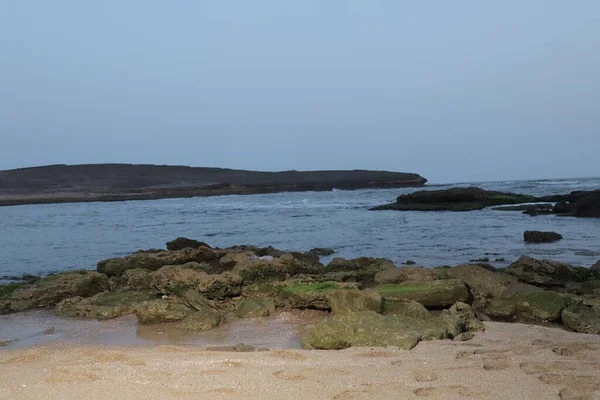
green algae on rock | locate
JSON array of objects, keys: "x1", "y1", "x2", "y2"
[{"x1": 377, "y1": 279, "x2": 469, "y2": 309}]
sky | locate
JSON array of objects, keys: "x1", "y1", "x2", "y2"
[{"x1": 1, "y1": 1, "x2": 599, "y2": 184}]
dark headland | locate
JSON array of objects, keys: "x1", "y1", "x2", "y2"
[{"x1": 0, "y1": 164, "x2": 427, "y2": 207}]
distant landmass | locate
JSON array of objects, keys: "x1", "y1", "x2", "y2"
[{"x1": 0, "y1": 164, "x2": 427, "y2": 206}]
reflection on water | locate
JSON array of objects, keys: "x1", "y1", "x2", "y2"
[{"x1": 0, "y1": 309, "x2": 327, "y2": 350}]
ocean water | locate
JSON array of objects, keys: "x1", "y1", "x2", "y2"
[{"x1": 1, "y1": 178, "x2": 599, "y2": 278}]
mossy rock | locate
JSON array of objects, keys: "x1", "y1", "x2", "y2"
[
  {"x1": 280, "y1": 282, "x2": 357, "y2": 310},
  {"x1": 178, "y1": 310, "x2": 222, "y2": 331},
  {"x1": 561, "y1": 305, "x2": 600, "y2": 334},
  {"x1": 235, "y1": 299, "x2": 276, "y2": 318},
  {"x1": 135, "y1": 300, "x2": 191, "y2": 324},
  {"x1": 56, "y1": 291, "x2": 154, "y2": 320},
  {"x1": 306, "y1": 311, "x2": 459, "y2": 350},
  {"x1": 326, "y1": 289, "x2": 383, "y2": 315},
  {"x1": 0, "y1": 282, "x2": 27, "y2": 301},
  {"x1": 383, "y1": 300, "x2": 431, "y2": 319},
  {"x1": 485, "y1": 291, "x2": 566, "y2": 323},
  {"x1": 377, "y1": 279, "x2": 469, "y2": 309}
]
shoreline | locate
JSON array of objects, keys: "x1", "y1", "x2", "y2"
[{"x1": 2, "y1": 321, "x2": 600, "y2": 399}]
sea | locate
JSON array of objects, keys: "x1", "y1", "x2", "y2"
[{"x1": 1, "y1": 177, "x2": 599, "y2": 278}]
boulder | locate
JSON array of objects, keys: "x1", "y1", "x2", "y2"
[
  {"x1": 235, "y1": 299, "x2": 276, "y2": 318},
  {"x1": 196, "y1": 271, "x2": 243, "y2": 300},
  {"x1": 505, "y1": 256, "x2": 578, "y2": 287},
  {"x1": 371, "y1": 187, "x2": 537, "y2": 212},
  {"x1": 561, "y1": 305, "x2": 600, "y2": 334},
  {"x1": 524, "y1": 231, "x2": 563, "y2": 243},
  {"x1": 182, "y1": 290, "x2": 223, "y2": 313},
  {"x1": 178, "y1": 311, "x2": 222, "y2": 331},
  {"x1": 166, "y1": 237, "x2": 211, "y2": 251},
  {"x1": 110, "y1": 268, "x2": 152, "y2": 291},
  {"x1": 56, "y1": 291, "x2": 153, "y2": 320},
  {"x1": 5, "y1": 271, "x2": 109, "y2": 312},
  {"x1": 485, "y1": 291, "x2": 567, "y2": 323},
  {"x1": 377, "y1": 279, "x2": 469, "y2": 309},
  {"x1": 374, "y1": 266, "x2": 438, "y2": 284},
  {"x1": 325, "y1": 289, "x2": 383, "y2": 315},
  {"x1": 305, "y1": 311, "x2": 461, "y2": 350},
  {"x1": 135, "y1": 300, "x2": 191, "y2": 324},
  {"x1": 447, "y1": 264, "x2": 514, "y2": 300},
  {"x1": 326, "y1": 257, "x2": 393, "y2": 283}
]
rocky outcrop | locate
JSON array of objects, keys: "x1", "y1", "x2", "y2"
[
  {"x1": 56, "y1": 291, "x2": 153, "y2": 320},
  {"x1": 591, "y1": 261, "x2": 600, "y2": 277},
  {"x1": 447, "y1": 264, "x2": 515, "y2": 300},
  {"x1": 308, "y1": 248, "x2": 335, "y2": 256},
  {"x1": 524, "y1": 231, "x2": 563, "y2": 243},
  {"x1": 484, "y1": 291, "x2": 567, "y2": 323},
  {"x1": 377, "y1": 279, "x2": 469, "y2": 309},
  {"x1": 374, "y1": 266, "x2": 438, "y2": 284},
  {"x1": 371, "y1": 187, "x2": 538, "y2": 212}
]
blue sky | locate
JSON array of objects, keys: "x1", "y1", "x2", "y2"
[{"x1": 1, "y1": 1, "x2": 598, "y2": 183}]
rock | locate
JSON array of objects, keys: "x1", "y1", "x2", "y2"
[
  {"x1": 135, "y1": 300, "x2": 191, "y2": 324},
  {"x1": 524, "y1": 230, "x2": 563, "y2": 243},
  {"x1": 279, "y1": 254, "x2": 295, "y2": 264},
  {"x1": 561, "y1": 305, "x2": 600, "y2": 334},
  {"x1": 196, "y1": 271, "x2": 243, "y2": 300},
  {"x1": 371, "y1": 187, "x2": 537, "y2": 212},
  {"x1": 111, "y1": 268, "x2": 152, "y2": 291},
  {"x1": 591, "y1": 261, "x2": 600, "y2": 277},
  {"x1": 205, "y1": 343, "x2": 269, "y2": 352},
  {"x1": 308, "y1": 248, "x2": 335, "y2": 256},
  {"x1": 374, "y1": 266, "x2": 437, "y2": 284},
  {"x1": 280, "y1": 282, "x2": 354, "y2": 310},
  {"x1": 485, "y1": 291, "x2": 567, "y2": 323},
  {"x1": 326, "y1": 257, "x2": 394, "y2": 282},
  {"x1": 182, "y1": 290, "x2": 222, "y2": 313},
  {"x1": 493, "y1": 203, "x2": 553, "y2": 213},
  {"x1": 97, "y1": 247, "x2": 218, "y2": 276},
  {"x1": 235, "y1": 299, "x2": 276, "y2": 318},
  {"x1": 443, "y1": 302, "x2": 486, "y2": 332},
  {"x1": 377, "y1": 279, "x2": 469, "y2": 309},
  {"x1": 553, "y1": 201, "x2": 574, "y2": 215},
  {"x1": 166, "y1": 237, "x2": 211, "y2": 251},
  {"x1": 178, "y1": 311, "x2": 222, "y2": 331},
  {"x1": 403, "y1": 260, "x2": 416, "y2": 265},
  {"x1": 505, "y1": 256, "x2": 578, "y2": 287},
  {"x1": 447, "y1": 264, "x2": 514, "y2": 300},
  {"x1": 325, "y1": 289, "x2": 382, "y2": 315},
  {"x1": 150, "y1": 265, "x2": 210, "y2": 295},
  {"x1": 383, "y1": 300, "x2": 431, "y2": 319},
  {"x1": 306, "y1": 311, "x2": 460, "y2": 350},
  {"x1": 455, "y1": 332, "x2": 476, "y2": 341},
  {"x1": 4, "y1": 271, "x2": 110, "y2": 312},
  {"x1": 56, "y1": 291, "x2": 153, "y2": 320}
]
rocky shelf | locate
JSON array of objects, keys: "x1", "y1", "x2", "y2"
[
  {"x1": 2, "y1": 238, "x2": 600, "y2": 350},
  {"x1": 0, "y1": 164, "x2": 427, "y2": 207}
]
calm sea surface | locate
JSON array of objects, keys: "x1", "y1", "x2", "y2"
[{"x1": 1, "y1": 178, "x2": 599, "y2": 277}]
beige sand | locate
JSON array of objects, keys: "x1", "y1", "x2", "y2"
[{"x1": 1, "y1": 322, "x2": 600, "y2": 400}]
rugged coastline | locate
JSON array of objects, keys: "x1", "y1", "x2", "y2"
[{"x1": 0, "y1": 164, "x2": 427, "y2": 207}]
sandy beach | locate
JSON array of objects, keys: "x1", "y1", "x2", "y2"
[{"x1": 2, "y1": 322, "x2": 600, "y2": 400}]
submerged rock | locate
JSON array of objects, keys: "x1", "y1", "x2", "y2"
[
  {"x1": 308, "y1": 248, "x2": 335, "y2": 256},
  {"x1": 377, "y1": 279, "x2": 469, "y2": 309},
  {"x1": 524, "y1": 231, "x2": 563, "y2": 243},
  {"x1": 178, "y1": 311, "x2": 222, "y2": 331}
]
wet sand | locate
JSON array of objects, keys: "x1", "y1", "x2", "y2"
[{"x1": 2, "y1": 322, "x2": 600, "y2": 399}]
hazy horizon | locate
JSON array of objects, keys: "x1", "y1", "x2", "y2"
[{"x1": 1, "y1": 2, "x2": 599, "y2": 183}]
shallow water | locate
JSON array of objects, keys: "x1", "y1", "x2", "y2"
[
  {"x1": 0, "y1": 310, "x2": 326, "y2": 350},
  {"x1": 0, "y1": 177, "x2": 599, "y2": 277}
]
